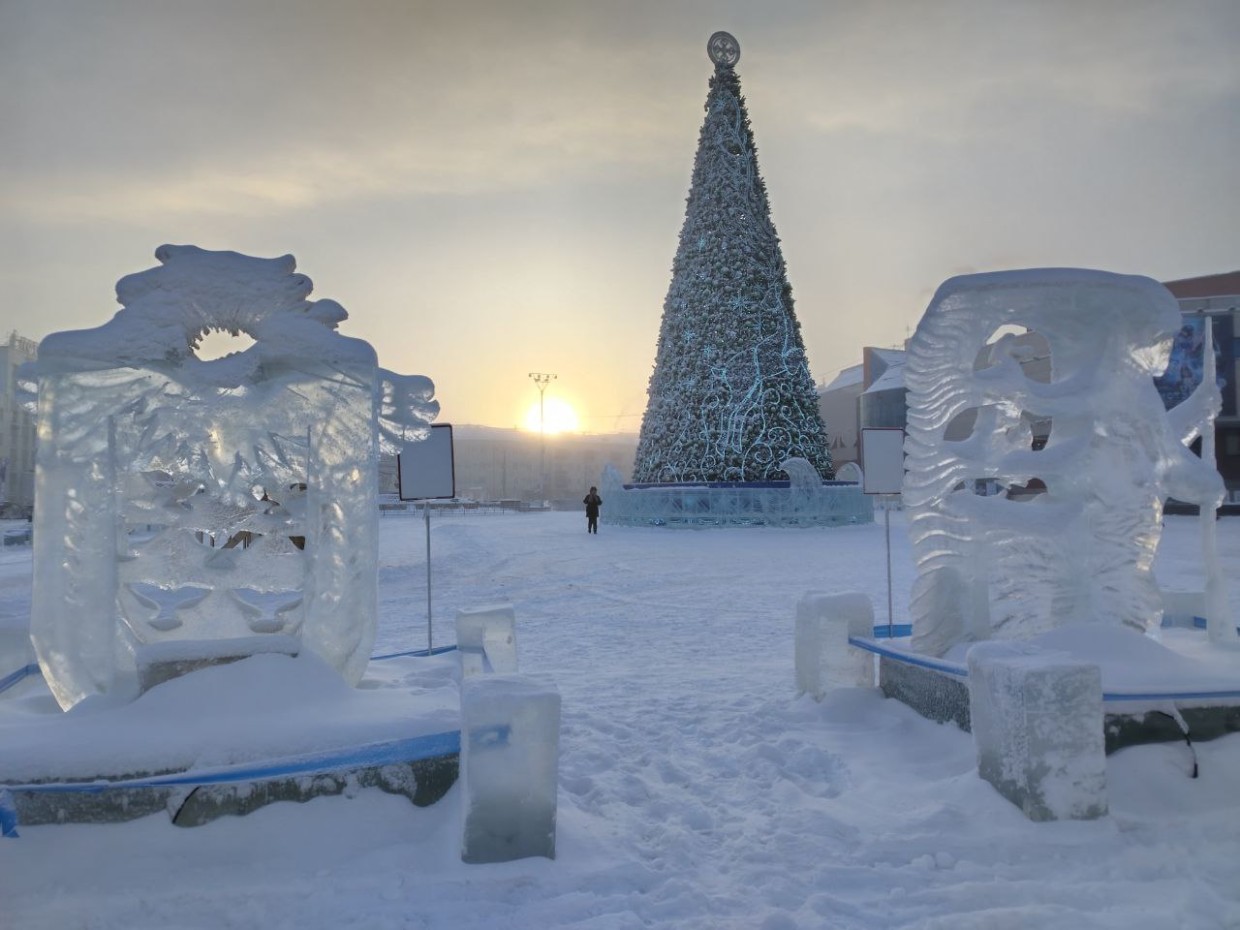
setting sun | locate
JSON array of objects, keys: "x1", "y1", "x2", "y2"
[{"x1": 522, "y1": 397, "x2": 580, "y2": 435}]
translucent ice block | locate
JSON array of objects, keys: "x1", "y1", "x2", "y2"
[
  {"x1": 967, "y1": 641, "x2": 1107, "y2": 821},
  {"x1": 795, "y1": 592, "x2": 874, "y2": 699},
  {"x1": 455, "y1": 604, "x2": 518, "y2": 678},
  {"x1": 460, "y1": 675, "x2": 560, "y2": 863}
]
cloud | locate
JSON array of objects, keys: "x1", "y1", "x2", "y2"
[{"x1": 1, "y1": 2, "x2": 704, "y2": 224}]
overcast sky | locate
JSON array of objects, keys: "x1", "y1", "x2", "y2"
[{"x1": 3, "y1": 0, "x2": 1237, "y2": 432}]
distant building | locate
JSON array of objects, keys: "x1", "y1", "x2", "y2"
[
  {"x1": 0, "y1": 331, "x2": 38, "y2": 516},
  {"x1": 818, "y1": 365, "x2": 862, "y2": 469},
  {"x1": 818, "y1": 347, "x2": 908, "y2": 474},
  {"x1": 859, "y1": 347, "x2": 908, "y2": 434}
]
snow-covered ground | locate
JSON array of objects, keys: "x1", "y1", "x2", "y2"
[{"x1": 2, "y1": 510, "x2": 1239, "y2": 930}]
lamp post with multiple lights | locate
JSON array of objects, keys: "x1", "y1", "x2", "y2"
[{"x1": 528, "y1": 372, "x2": 557, "y2": 501}]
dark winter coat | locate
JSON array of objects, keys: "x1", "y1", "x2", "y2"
[{"x1": 583, "y1": 493, "x2": 602, "y2": 518}]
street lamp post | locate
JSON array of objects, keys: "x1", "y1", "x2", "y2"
[{"x1": 528, "y1": 372, "x2": 557, "y2": 502}]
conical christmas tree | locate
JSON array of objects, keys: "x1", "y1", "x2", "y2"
[{"x1": 633, "y1": 33, "x2": 832, "y2": 483}]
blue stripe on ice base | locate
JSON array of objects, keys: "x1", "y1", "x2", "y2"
[
  {"x1": 370, "y1": 644, "x2": 459, "y2": 661},
  {"x1": 849, "y1": 636, "x2": 1240, "y2": 702},
  {"x1": 871, "y1": 624, "x2": 913, "y2": 639},
  {"x1": 849, "y1": 636, "x2": 969, "y2": 679},
  {"x1": 1, "y1": 727, "x2": 470, "y2": 839},
  {"x1": 1100, "y1": 688, "x2": 1240, "y2": 702},
  {"x1": 2, "y1": 728, "x2": 465, "y2": 797},
  {"x1": 0, "y1": 663, "x2": 38, "y2": 696},
  {"x1": 0, "y1": 788, "x2": 18, "y2": 837}
]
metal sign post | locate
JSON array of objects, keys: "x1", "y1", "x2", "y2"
[
  {"x1": 860, "y1": 428, "x2": 906, "y2": 639},
  {"x1": 397, "y1": 424, "x2": 456, "y2": 653}
]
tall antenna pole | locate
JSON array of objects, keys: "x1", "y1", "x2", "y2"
[{"x1": 528, "y1": 372, "x2": 557, "y2": 502}]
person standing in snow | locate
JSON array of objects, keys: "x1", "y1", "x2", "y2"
[{"x1": 583, "y1": 486, "x2": 602, "y2": 534}]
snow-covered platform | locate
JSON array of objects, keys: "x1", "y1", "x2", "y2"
[
  {"x1": 0, "y1": 651, "x2": 462, "y2": 827},
  {"x1": 852, "y1": 625, "x2": 1240, "y2": 752}
]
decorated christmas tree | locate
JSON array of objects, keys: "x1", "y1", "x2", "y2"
[{"x1": 632, "y1": 32, "x2": 833, "y2": 484}]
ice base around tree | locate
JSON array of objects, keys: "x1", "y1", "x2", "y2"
[
  {"x1": 600, "y1": 462, "x2": 872, "y2": 528},
  {"x1": 28, "y1": 245, "x2": 438, "y2": 710}
]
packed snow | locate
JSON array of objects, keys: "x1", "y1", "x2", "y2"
[{"x1": 2, "y1": 510, "x2": 1239, "y2": 929}]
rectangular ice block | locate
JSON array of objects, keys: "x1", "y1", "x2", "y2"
[
  {"x1": 460, "y1": 675, "x2": 559, "y2": 863},
  {"x1": 795, "y1": 591, "x2": 875, "y2": 699},
  {"x1": 456, "y1": 604, "x2": 517, "y2": 677},
  {"x1": 967, "y1": 641, "x2": 1107, "y2": 821}
]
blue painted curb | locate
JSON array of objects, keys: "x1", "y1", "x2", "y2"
[
  {"x1": 0, "y1": 664, "x2": 38, "y2": 696},
  {"x1": 849, "y1": 636, "x2": 1240, "y2": 702},
  {"x1": 3, "y1": 728, "x2": 464, "y2": 797},
  {"x1": 0, "y1": 726, "x2": 474, "y2": 839}
]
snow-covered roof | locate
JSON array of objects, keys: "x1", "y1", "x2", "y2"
[
  {"x1": 864, "y1": 363, "x2": 905, "y2": 393},
  {"x1": 868, "y1": 347, "x2": 906, "y2": 368},
  {"x1": 865, "y1": 350, "x2": 906, "y2": 394},
  {"x1": 820, "y1": 364, "x2": 864, "y2": 393}
]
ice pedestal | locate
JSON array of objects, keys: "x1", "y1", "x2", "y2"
[
  {"x1": 795, "y1": 592, "x2": 874, "y2": 699},
  {"x1": 460, "y1": 675, "x2": 559, "y2": 863},
  {"x1": 967, "y1": 642, "x2": 1107, "y2": 821},
  {"x1": 455, "y1": 605, "x2": 517, "y2": 678}
]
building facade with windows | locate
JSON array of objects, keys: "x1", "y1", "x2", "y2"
[
  {"x1": 0, "y1": 331, "x2": 38, "y2": 517},
  {"x1": 1161, "y1": 271, "x2": 1240, "y2": 496}
]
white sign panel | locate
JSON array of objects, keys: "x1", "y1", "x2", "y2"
[
  {"x1": 861, "y1": 428, "x2": 904, "y2": 495},
  {"x1": 398, "y1": 424, "x2": 456, "y2": 501}
]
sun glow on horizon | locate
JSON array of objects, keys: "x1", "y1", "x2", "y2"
[{"x1": 522, "y1": 397, "x2": 581, "y2": 435}]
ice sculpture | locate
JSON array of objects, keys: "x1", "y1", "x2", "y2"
[
  {"x1": 904, "y1": 269, "x2": 1223, "y2": 657},
  {"x1": 30, "y1": 245, "x2": 437, "y2": 709}
]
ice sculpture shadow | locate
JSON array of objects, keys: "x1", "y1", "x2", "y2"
[
  {"x1": 904, "y1": 269, "x2": 1224, "y2": 657},
  {"x1": 29, "y1": 245, "x2": 438, "y2": 710}
]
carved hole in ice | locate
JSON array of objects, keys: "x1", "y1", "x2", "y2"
[
  {"x1": 976, "y1": 325, "x2": 1052, "y2": 384},
  {"x1": 945, "y1": 407, "x2": 980, "y2": 441},
  {"x1": 1005, "y1": 477, "x2": 1048, "y2": 501},
  {"x1": 193, "y1": 328, "x2": 257, "y2": 361}
]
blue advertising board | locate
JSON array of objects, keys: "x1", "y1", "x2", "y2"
[{"x1": 1154, "y1": 313, "x2": 1235, "y2": 417}]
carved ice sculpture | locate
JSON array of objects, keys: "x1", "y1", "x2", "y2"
[
  {"x1": 904, "y1": 269, "x2": 1223, "y2": 657},
  {"x1": 30, "y1": 245, "x2": 437, "y2": 709}
]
